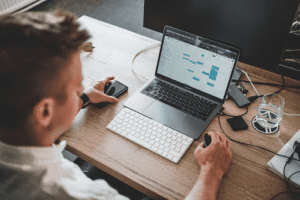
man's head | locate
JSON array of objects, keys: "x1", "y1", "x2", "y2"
[{"x1": 0, "y1": 10, "x2": 90, "y2": 146}]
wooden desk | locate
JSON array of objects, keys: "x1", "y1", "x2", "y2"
[{"x1": 60, "y1": 16, "x2": 300, "y2": 200}]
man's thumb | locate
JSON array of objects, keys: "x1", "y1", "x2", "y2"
[{"x1": 104, "y1": 95, "x2": 118, "y2": 103}]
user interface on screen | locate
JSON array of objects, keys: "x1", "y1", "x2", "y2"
[{"x1": 157, "y1": 28, "x2": 238, "y2": 100}]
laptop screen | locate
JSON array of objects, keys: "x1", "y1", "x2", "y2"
[{"x1": 156, "y1": 26, "x2": 239, "y2": 100}]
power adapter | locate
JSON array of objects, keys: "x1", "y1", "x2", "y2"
[{"x1": 227, "y1": 116, "x2": 248, "y2": 131}]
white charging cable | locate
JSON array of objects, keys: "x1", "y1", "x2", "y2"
[
  {"x1": 283, "y1": 113, "x2": 300, "y2": 116},
  {"x1": 131, "y1": 43, "x2": 161, "y2": 80},
  {"x1": 240, "y1": 69, "x2": 260, "y2": 96}
]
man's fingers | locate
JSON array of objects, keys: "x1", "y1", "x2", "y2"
[
  {"x1": 208, "y1": 131, "x2": 220, "y2": 143},
  {"x1": 226, "y1": 139, "x2": 230, "y2": 149},
  {"x1": 195, "y1": 142, "x2": 204, "y2": 153},
  {"x1": 103, "y1": 95, "x2": 118, "y2": 103},
  {"x1": 105, "y1": 76, "x2": 115, "y2": 82}
]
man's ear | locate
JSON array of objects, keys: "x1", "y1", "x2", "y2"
[{"x1": 33, "y1": 98, "x2": 55, "y2": 127}]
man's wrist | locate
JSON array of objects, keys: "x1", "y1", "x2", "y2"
[
  {"x1": 80, "y1": 93, "x2": 91, "y2": 108},
  {"x1": 199, "y1": 166, "x2": 223, "y2": 184}
]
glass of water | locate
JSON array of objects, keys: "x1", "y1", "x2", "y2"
[{"x1": 255, "y1": 94, "x2": 285, "y2": 130}]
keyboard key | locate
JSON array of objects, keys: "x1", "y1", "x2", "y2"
[
  {"x1": 176, "y1": 138, "x2": 183, "y2": 143},
  {"x1": 164, "y1": 147, "x2": 170, "y2": 152},
  {"x1": 115, "y1": 118, "x2": 122, "y2": 123},
  {"x1": 150, "y1": 146, "x2": 158, "y2": 152},
  {"x1": 159, "y1": 140, "x2": 165, "y2": 145},
  {"x1": 120, "y1": 131, "x2": 128, "y2": 137},
  {"x1": 149, "y1": 140, "x2": 155, "y2": 145},
  {"x1": 116, "y1": 129, "x2": 122, "y2": 134},
  {"x1": 127, "y1": 134, "x2": 151, "y2": 149},
  {"x1": 139, "y1": 135, "x2": 145, "y2": 140},
  {"x1": 172, "y1": 156, "x2": 180, "y2": 163},
  {"x1": 162, "y1": 152, "x2": 168, "y2": 157},
  {"x1": 157, "y1": 149, "x2": 163, "y2": 155},
  {"x1": 167, "y1": 154, "x2": 173, "y2": 160},
  {"x1": 107, "y1": 124, "x2": 113, "y2": 129},
  {"x1": 169, "y1": 150, "x2": 181, "y2": 158},
  {"x1": 186, "y1": 137, "x2": 193, "y2": 143},
  {"x1": 182, "y1": 140, "x2": 190, "y2": 146},
  {"x1": 176, "y1": 143, "x2": 182, "y2": 148}
]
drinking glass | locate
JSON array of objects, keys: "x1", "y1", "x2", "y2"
[{"x1": 255, "y1": 94, "x2": 285, "y2": 130}]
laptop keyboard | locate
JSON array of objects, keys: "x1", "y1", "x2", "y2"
[
  {"x1": 141, "y1": 80, "x2": 218, "y2": 121},
  {"x1": 107, "y1": 108, "x2": 194, "y2": 163}
]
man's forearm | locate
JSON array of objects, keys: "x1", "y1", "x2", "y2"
[{"x1": 185, "y1": 168, "x2": 222, "y2": 200}]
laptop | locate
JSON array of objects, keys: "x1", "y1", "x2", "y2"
[{"x1": 124, "y1": 26, "x2": 240, "y2": 139}]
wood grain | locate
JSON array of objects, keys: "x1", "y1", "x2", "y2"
[{"x1": 59, "y1": 16, "x2": 300, "y2": 200}]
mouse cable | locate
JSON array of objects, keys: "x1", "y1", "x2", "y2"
[
  {"x1": 218, "y1": 114, "x2": 300, "y2": 199},
  {"x1": 218, "y1": 106, "x2": 248, "y2": 118},
  {"x1": 131, "y1": 43, "x2": 161, "y2": 80}
]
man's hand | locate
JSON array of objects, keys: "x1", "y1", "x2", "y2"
[
  {"x1": 185, "y1": 131, "x2": 232, "y2": 200},
  {"x1": 85, "y1": 76, "x2": 118, "y2": 104},
  {"x1": 194, "y1": 131, "x2": 232, "y2": 179}
]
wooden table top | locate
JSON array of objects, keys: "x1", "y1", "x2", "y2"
[{"x1": 59, "y1": 16, "x2": 300, "y2": 200}]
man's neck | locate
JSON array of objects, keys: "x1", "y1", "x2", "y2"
[{"x1": 0, "y1": 130, "x2": 53, "y2": 147}]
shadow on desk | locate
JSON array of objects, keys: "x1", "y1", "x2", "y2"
[{"x1": 74, "y1": 157, "x2": 153, "y2": 200}]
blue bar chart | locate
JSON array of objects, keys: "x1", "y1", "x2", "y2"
[{"x1": 202, "y1": 65, "x2": 219, "y2": 87}]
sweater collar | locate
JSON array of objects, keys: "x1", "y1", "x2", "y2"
[{"x1": 0, "y1": 140, "x2": 66, "y2": 164}]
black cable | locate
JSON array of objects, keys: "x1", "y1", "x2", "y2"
[
  {"x1": 247, "y1": 75, "x2": 286, "y2": 103},
  {"x1": 284, "y1": 161, "x2": 299, "y2": 200},
  {"x1": 221, "y1": 107, "x2": 248, "y2": 118},
  {"x1": 270, "y1": 169, "x2": 300, "y2": 200},
  {"x1": 270, "y1": 191, "x2": 300, "y2": 200}
]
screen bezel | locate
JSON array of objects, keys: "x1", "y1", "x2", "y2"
[{"x1": 155, "y1": 25, "x2": 240, "y2": 102}]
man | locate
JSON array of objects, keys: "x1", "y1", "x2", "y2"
[{"x1": 0, "y1": 10, "x2": 232, "y2": 200}]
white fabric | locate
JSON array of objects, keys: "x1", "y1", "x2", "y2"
[{"x1": 0, "y1": 140, "x2": 129, "y2": 200}]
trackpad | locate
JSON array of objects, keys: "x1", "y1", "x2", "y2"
[{"x1": 143, "y1": 100, "x2": 187, "y2": 131}]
